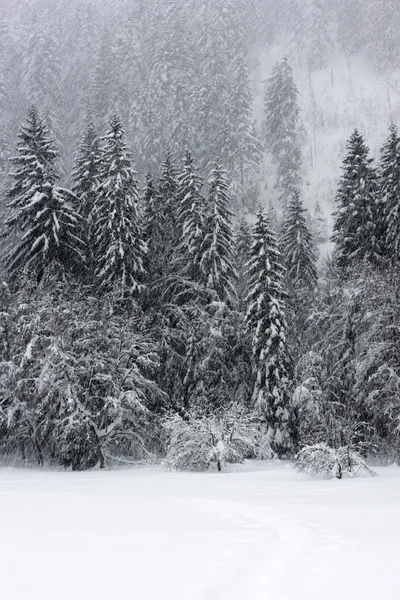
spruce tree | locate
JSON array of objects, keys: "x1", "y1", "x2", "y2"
[
  {"x1": 245, "y1": 208, "x2": 292, "y2": 456},
  {"x1": 198, "y1": 161, "x2": 237, "y2": 303},
  {"x1": 176, "y1": 151, "x2": 206, "y2": 289},
  {"x1": 331, "y1": 130, "x2": 380, "y2": 270},
  {"x1": 72, "y1": 122, "x2": 101, "y2": 222},
  {"x1": 263, "y1": 57, "x2": 302, "y2": 201},
  {"x1": 93, "y1": 116, "x2": 146, "y2": 300},
  {"x1": 72, "y1": 122, "x2": 101, "y2": 268},
  {"x1": 148, "y1": 153, "x2": 181, "y2": 306},
  {"x1": 3, "y1": 106, "x2": 84, "y2": 282},
  {"x1": 282, "y1": 192, "x2": 318, "y2": 290},
  {"x1": 379, "y1": 124, "x2": 400, "y2": 266}
]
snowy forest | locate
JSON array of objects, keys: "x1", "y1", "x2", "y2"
[{"x1": 1, "y1": 0, "x2": 400, "y2": 471}]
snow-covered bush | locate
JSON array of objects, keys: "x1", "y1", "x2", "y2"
[
  {"x1": 163, "y1": 404, "x2": 260, "y2": 471},
  {"x1": 293, "y1": 443, "x2": 376, "y2": 479}
]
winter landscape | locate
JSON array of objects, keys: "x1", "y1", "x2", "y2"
[{"x1": 1, "y1": 0, "x2": 400, "y2": 598}]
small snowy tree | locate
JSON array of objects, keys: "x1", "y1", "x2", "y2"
[
  {"x1": 164, "y1": 404, "x2": 261, "y2": 472},
  {"x1": 294, "y1": 443, "x2": 376, "y2": 479}
]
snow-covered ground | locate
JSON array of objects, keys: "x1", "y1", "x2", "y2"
[{"x1": 0, "y1": 461, "x2": 399, "y2": 600}]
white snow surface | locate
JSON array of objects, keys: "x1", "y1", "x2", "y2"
[{"x1": 0, "y1": 461, "x2": 399, "y2": 600}]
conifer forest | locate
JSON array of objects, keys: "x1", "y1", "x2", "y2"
[{"x1": 1, "y1": 0, "x2": 400, "y2": 474}]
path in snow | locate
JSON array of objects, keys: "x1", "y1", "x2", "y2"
[{"x1": 0, "y1": 462, "x2": 399, "y2": 600}]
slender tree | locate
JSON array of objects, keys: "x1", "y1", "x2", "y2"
[
  {"x1": 72, "y1": 122, "x2": 101, "y2": 269},
  {"x1": 331, "y1": 130, "x2": 380, "y2": 270},
  {"x1": 282, "y1": 191, "x2": 318, "y2": 290},
  {"x1": 263, "y1": 57, "x2": 302, "y2": 201},
  {"x1": 245, "y1": 208, "x2": 292, "y2": 456},
  {"x1": 93, "y1": 115, "x2": 146, "y2": 300},
  {"x1": 198, "y1": 161, "x2": 237, "y2": 303},
  {"x1": 379, "y1": 124, "x2": 400, "y2": 266}
]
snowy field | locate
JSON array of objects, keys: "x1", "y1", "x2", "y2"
[{"x1": 1, "y1": 462, "x2": 399, "y2": 600}]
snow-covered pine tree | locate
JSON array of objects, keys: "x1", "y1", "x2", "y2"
[
  {"x1": 282, "y1": 191, "x2": 317, "y2": 290},
  {"x1": 378, "y1": 124, "x2": 400, "y2": 266},
  {"x1": 72, "y1": 122, "x2": 101, "y2": 270},
  {"x1": 282, "y1": 191, "x2": 317, "y2": 361},
  {"x1": 93, "y1": 115, "x2": 146, "y2": 301},
  {"x1": 3, "y1": 106, "x2": 84, "y2": 282},
  {"x1": 331, "y1": 130, "x2": 381, "y2": 270},
  {"x1": 176, "y1": 150, "x2": 206, "y2": 296},
  {"x1": 199, "y1": 161, "x2": 237, "y2": 303},
  {"x1": 245, "y1": 208, "x2": 293, "y2": 456},
  {"x1": 72, "y1": 122, "x2": 101, "y2": 221},
  {"x1": 143, "y1": 153, "x2": 182, "y2": 309},
  {"x1": 263, "y1": 57, "x2": 302, "y2": 202}
]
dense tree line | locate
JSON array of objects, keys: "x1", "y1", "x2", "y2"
[{"x1": 1, "y1": 101, "x2": 399, "y2": 470}]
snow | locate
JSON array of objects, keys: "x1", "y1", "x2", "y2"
[{"x1": 0, "y1": 461, "x2": 399, "y2": 600}]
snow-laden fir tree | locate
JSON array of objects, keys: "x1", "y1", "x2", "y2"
[
  {"x1": 143, "y1": 153, "x2": 182, "y2": 308},
  {"x1": 331, "y1": 130, "x2": 381, "y2": 270},
  {"x1": 176, "y1": 151, "x2": 206, "y2": 294},
  {"x1": 93, "y1": 115, "x2": 146, "y2": 301},
  {"x1": 245, "y1": 208, "x2": 292, "y2": 456},
  {"x1": 263, "y1": 57, "x2": 302, "y2": 201},
  {"x1": 72, "y1": 122, "x2": 101, "y2": 269},
  {"x1": 198, "y1": 161, "x2": 237, "y2": 303},
  {"x1": 378, "y1": 124, "x2": 400, "y2": 266},
  {"x1": 2, "y1": 106, "x2": 84, "y2": 282},
  {"x1": 282, "y1": 191, "x2": 317, "y2": 290},
  {"x1": 72, "y1": 122, "x2": 101, "y2": 221}
]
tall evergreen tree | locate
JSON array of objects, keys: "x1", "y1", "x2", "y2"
[
  {"x1": 93, "y1": 116, "x2": 146, "y2": 300},
  {"x1": 176, "y1": 151, "x2": 206, "y2": 291},
  {"x1": 331, "y1": 130, "x2": 380, "y2": 269},
  {"x1": 378, "y1": 124, "x2": 400, "y2": 266},
  {"x1": 198, "y1": 161, "x2": 237, "y2": 303},
  {"x1": 72, "y1": 122, "x2": 101, "y2": 269},
  {"x1": 263, "y1": 57, "x2": 302, "y2": 201},
  {"x1": 3, "y1": 106, "x2": 84, "y2": 282},
  {"x1": 245, "y1": 208, "x2": 292, "y2": 456},
  {"x1": 282, "y1": 191, "x2": 318, "y2": 290},
  {"x1": 72, "y1": 122, "x2": 101, "y2": 222}
]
